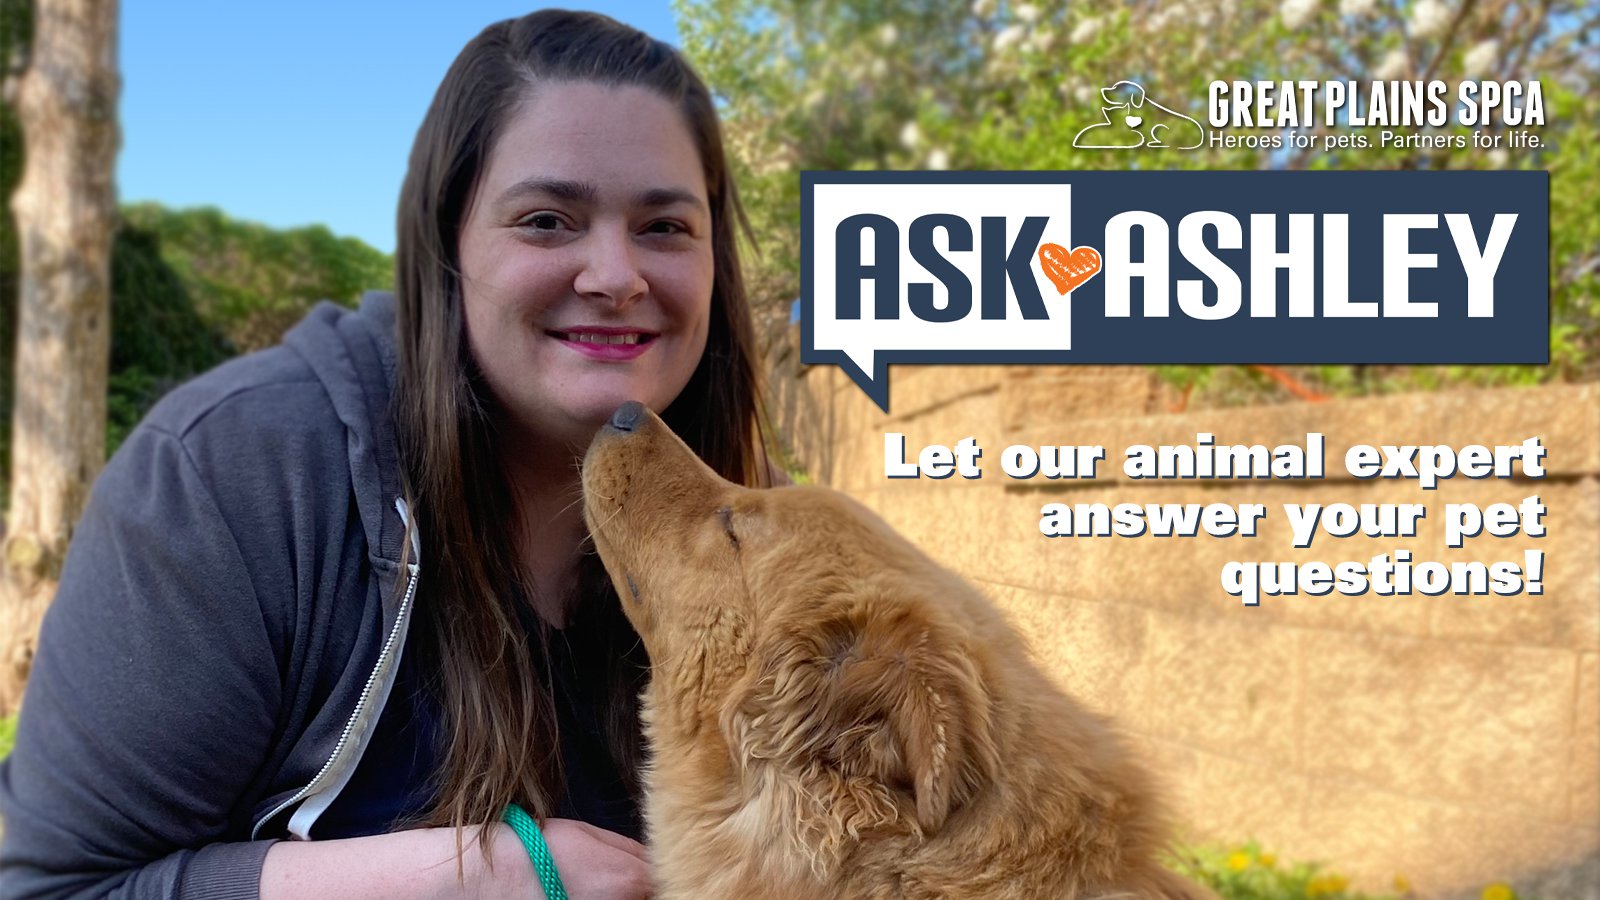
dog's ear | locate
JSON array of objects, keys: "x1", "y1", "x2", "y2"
[
  {"x1": 828, "y1": 609, "x2": 1000, "y2": 832},
  {"x1": 1107, "y1": 79, "x2": 1146, "y2": 108},
  {"x1": 732, "y1": 602, "x2": 999, "y2": 836}
]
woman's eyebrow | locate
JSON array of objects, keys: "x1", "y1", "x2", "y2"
[
  {"x1": 634, "y1": 187, "x2": 707, "y2": 213},
  {"x1": 493, "y1": 179, "x2": 706, "y2": 214},
  {"x1": 497, "y1": 177, "x2": 598, "y2": 207}
]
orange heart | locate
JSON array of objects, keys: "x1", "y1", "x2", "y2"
[{"x1": 1037, "y1": 243, "x2": 1102, "y2": 296}]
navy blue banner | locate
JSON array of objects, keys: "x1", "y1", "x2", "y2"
[{"x1": 801, "y1": 171, "x2": 1549, "y2": 411}]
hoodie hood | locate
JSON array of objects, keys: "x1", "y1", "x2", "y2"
[
  {"x1": 281, "y1": 290, "x2": 408, "y2": 568},
  {"x1": 263, "y1": 290, "x2": 421, "y2": 841}
]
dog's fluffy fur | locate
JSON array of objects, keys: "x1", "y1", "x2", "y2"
[{"x1": 583, "y1": 406, "x2": 1212, "y2": 899}]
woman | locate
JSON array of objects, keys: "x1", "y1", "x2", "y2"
[{"x1": 0, "y1": 10, "x2": 767, "y2": 899}]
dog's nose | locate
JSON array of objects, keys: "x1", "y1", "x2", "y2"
[{"x1": 608, "y1": 401, "x2": 646, "y2": 433}]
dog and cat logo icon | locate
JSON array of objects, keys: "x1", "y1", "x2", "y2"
[
  {"x1": 1039, "y1": 80, "x2": 1202, "y2": 294},
  {"x1": 1073, "y1": 79, "x2": 1205, "y2": 150}
]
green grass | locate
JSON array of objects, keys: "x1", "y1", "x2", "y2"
[
  {"x1": 1171, "y1": 841, "x2": 1534, "y2": 900},
  {"x1": 1170, "y1": 841, "x2": 1396, "y2": 900}
]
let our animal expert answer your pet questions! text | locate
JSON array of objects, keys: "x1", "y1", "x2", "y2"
[{"x1": 883, "y1": 432, "x2": 1550, "y2": 608}]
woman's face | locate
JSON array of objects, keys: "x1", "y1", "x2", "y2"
[{"x1": 458, "y1": 81, "x2": 714, "y2": 449}]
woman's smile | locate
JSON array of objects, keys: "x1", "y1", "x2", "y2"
[{"x1": 547, "y1": 327, "x2": 660, "y2": 361}]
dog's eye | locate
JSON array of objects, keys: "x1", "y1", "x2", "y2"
[{"x1": 717, "y1": 506, "x2": 740, "y2": 550}]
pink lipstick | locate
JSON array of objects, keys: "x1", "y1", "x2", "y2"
[{"x1": 548, "y1": 327, "x2": 657, "y2": 361}]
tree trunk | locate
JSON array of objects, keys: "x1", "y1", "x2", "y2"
[{"x1": 0, "y1": 0, "x2": 119, "y2": 715}]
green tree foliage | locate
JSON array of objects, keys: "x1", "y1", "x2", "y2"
[
  {"x1": 678, "y1": 0, "x2": 1600, "y2": 400},
  {"x1": 118, "y1": 204, "x2": 393, "y2": 355},
  {"x1": 0, "y1": 0, "x2": 32, "y2": 510},
  {"x1": 0, "y1": 200, "x2": 394, "y2": 505},
  {"x1": 99, "y1": 216, "x2": 242, "y2": 456},
  {"x1": 109, "y1": 204, "x2": 393, "y2": 455}
]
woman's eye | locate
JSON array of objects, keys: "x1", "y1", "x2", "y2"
[
  {"x1": 522, "y1": 213, "x2": 566, "y2": 230},
  {"x1": 643, "y1": 219, "x2": 688, "y2": 236}
]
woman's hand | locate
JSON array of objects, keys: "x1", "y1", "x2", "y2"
[{"x1": 539, "y1": 817, "x2": 653, "y2": 899}]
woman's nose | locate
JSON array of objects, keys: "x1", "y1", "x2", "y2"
[{"x1": 573, "y1": 226, "x2": 648, "y2": 306}]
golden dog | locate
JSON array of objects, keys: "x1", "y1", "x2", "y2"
[{"x1": 583, "y1": 402, "x2": 1212, "y2": 899}]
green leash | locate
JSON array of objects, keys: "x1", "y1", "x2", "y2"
[{"x1": 502, "y1": 803, "x2": 569, "y2": 900}]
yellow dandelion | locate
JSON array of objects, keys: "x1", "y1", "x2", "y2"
[
  {"x1": 1227, "y1": 851, "x2": 1251, "y2": 871},
  {"x1": 1394, "y1": 874, "x2": 1413, "y2": 894},
  {"x1": 1482, "y1": 883, "x2": 1515, "y2": 900},
  {"x1": 1260, "y1": 852, "x2": 1277, "y2": 868},
  {"x1": 1307, "y1": 874, "x2": 1350, "y2": 897}
]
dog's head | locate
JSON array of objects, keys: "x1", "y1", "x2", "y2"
[
  {"x1": 1100, "y1": 79, "x2": 1146, "y2": 109},
  {"x1": 582, "y1": 403, "x2": 1000, "y2": 851}
]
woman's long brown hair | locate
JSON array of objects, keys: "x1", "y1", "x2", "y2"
[{"x1": 392, "y1": 9, "x2": 766, "y2": 839}]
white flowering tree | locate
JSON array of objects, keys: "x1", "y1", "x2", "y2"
[{"x1": 677, "y1": 0, "x2": 1599, "y2": 399}]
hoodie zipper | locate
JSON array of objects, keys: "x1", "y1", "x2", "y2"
[{"x1": 250, "y1": 498, "x2": 422, "y2": 840}]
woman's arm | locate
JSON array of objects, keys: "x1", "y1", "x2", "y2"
[
  {"x1": 0, "y1": 424, "x2": 289, "y2": 899},
  {"x1": 259, "y1": 820, "x2": 652, "y2": 900},
  {"x1": 259, "y1": 825, "x2": 535, "y2": 900}
]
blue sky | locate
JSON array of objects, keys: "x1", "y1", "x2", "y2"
[{"x1": 119, "y1": 2, "x2": 680, "y2": 254}]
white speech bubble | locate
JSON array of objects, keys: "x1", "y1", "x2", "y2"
[{"x1": 808, "y1": 181, "x2": 1075, "y2": 410}]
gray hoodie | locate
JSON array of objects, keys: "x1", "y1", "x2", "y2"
[{"x1": 0, "y1": 292, "x2": 419, "y2": 899}]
